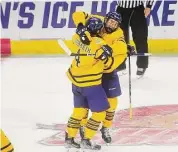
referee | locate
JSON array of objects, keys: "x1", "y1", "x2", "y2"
[{"x1": 116, "y1": 0, "x2": 154, "y2": 76}]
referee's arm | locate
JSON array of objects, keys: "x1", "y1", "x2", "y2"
[{"x1": 145, "y1": 0, "x2": 154, "y2": 17}]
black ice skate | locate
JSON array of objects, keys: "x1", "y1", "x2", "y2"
[
  {"x1": 136, "y1": 68, "x2": 146, "y2": 77},
  {"x1": 100, "y1": 127, "x2": 112, "y2": 144},
  {"x1": 81, "y1": 138, "x2": 101, "y2": 150},
  {"x1": 65, "y1": 132, "x2": 80, "y2": 149},
  {"x1": 79, "y1": 126, "x2": 85, "y2": 139}
]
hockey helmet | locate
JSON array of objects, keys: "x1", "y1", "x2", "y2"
[
  {"x1": 104, "y1": 11, "x2": 122, "y2": 33},
  {"x1": 85, "y1": 17, "x2": 103, "y2": 36}
]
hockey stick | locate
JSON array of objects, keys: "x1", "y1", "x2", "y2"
[
  {"x1": 58, "y1": 39, "x2": 95, "y2": 56},
  {"x1": 127, "y1": 10, "x2": 135, "y2": 120},
  {"x1": 58, "y1": 39, "x2": 151, "y2": 57}
]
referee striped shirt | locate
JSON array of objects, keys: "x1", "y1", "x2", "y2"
[{"x1": 118, "y1": 0, "x2": 154, "y2": 8}]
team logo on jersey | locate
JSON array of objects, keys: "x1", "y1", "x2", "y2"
[
  {"x1": 37, "y1": 105, "x2": 178, "y2": 146},
  {"x1": 95, "y1": 38, "x2": 104, "y2": 44}
]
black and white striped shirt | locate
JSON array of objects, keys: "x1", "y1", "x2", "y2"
[{"x1": 118, "y1": 0, "x2": 154, "y2": 8}]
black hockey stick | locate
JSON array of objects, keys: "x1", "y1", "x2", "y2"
[{"x1": 70, "y1": 52, "x2": 151, "y2": 57}]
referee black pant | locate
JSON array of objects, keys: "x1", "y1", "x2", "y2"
[{"x1": 116, "y1": 4, "x2": 149, "y2": 69}]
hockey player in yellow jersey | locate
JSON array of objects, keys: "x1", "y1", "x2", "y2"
[
  {"x1": 65, "y1": 12, "x2": 128, "y2": 150},
  {"x1": 0, "y1": 129, "x2": 14, "y2": 152},
  {"x1": 65, "y1": 18, "x2": 116, "y2": 150},
  {"x1": 70, "y1": 11, "x2": 130, "y2": 145},
  {"x1": 66, "y1": 12, "x2": 127, "y2": 87}
]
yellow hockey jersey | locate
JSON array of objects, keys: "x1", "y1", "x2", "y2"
[
  {"x1": 72, "y1": 11, "x2": 127, "y2": 73},
  {"x1": 66, "y1": 34, "x2": 108, "y2": 87},
  {"x1": 0, "y1": 129, "x2": 14, "y2": 152}
]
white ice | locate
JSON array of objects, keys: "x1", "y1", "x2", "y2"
[{"x1": 1, "y1": 56, "x2": 178, "y2": 152}]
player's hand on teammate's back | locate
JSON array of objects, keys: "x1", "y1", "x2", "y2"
[
  {"x1": 127, "y1": 44, "x2": 136, "y2": 56},
  {"x1": 76, "y1": 23, "x2": 91, "y2": 45},
  {"x1": 95, "y1": 45, "x2": 113, "y2": 61}
]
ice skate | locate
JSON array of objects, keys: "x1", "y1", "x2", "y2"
[
  {"x1": 65, "y1": 132, "x2": 80, "y2": 150},
  {"x1": 100, "y1": 127, "x2": 112, "y2": 144},
  {"x1": 81, "y1": 138, "x2": 101, "y2": 151},
  {"x1": 136, "y1": 68, "x2": 146, "y2": 78}
]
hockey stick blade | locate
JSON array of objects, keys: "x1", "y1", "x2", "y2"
[{"x1": 58, "y1": 39, "x2": 95, "y2": 56}]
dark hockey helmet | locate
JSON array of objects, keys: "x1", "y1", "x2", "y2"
[
  {"x1": 106, "y1": 11, "x2": 122, "y2": 24},
  {"x1": 104, "y1": 11, "x2": 122, "y2": 33},
  {"x1": 85, "y1": 17, "x2": 103, "y2": 36}
]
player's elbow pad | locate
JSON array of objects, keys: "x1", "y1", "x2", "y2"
[
  {"x1": 103, "y1": 57, "x2": 114, "y2": 71},
  {"x1": 72, "y1": 11, "x2": 86, "y2": 26}
]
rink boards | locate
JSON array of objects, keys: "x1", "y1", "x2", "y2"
[{"x1": 1, "y1": 0, "x2": 178, "y2": 56}]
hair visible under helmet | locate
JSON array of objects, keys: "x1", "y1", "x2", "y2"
[
  {"x1": 104, "y1": 11, "x2": 122, "y2": 33},
  {"x1": 85, "y1": 17, "x2": 103, "y2": 36}
]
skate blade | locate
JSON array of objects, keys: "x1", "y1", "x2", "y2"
[
  {"x1": 136, "y1": 74, "x2": 144, "y2": 79},
  {"x1": 80, "y1": 146, "x2": 101, "y2": 151},
  {"x1": 80, "y1": 149, "x2": 101, "y2": 152},
  {"x1": 65, "y1": 147, "x2": 81, "y2": 152},
  {"x1": 105, "y1": 143, "x2": 111, "y2": 146}
]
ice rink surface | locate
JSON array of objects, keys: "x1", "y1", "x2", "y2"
[{"x1": 1, "y1": 56, "x2": 178, "y2": 152}]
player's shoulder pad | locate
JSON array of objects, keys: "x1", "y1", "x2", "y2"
[
  {"x1": 110, "y1": 28, "x2": 125, "y2": 42},
  {"x1": 113, "y1": 28, "x2": 124, "y2": 36},
  {"x1": 92, "y1": 36, "x2": 106, "y2": 44}
]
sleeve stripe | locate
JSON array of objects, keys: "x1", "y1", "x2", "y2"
[
  {"x1": 83, "y1": 12, "x2": 89, "y2": 19},
  {"x1": 104, "y1": 57, "x2": 114, "y2": 71}
]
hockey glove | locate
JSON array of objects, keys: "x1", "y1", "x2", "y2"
[
  {"x1": 95, "y1": 45, "x2": 113, "y2": 61},
  {"x1": 127, "y1": 44, "x2": 136, "y2": 56},
  {"x1": 76, "y1": 23, "x2": 91, "y2": 45}
]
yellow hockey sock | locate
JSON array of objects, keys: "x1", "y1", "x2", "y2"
[
  {"x1": 67, "y1": 117, "x2": 81, "y2": 137},
  {"x1": 103, "y1": 111, "x2": 115, "y2": 128},
  {"x1": 103, "y1": 97, "x2": 118, "y2": 128},
  {"x1": 80, "y1": 109, "x2": 89, "y2": 127},
  {"x1": 67, "y1": 108, "x2": 88, "y2": 138},
  {"x1": 85, "y1": 111, "x2": 106, "y2": 139}
]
